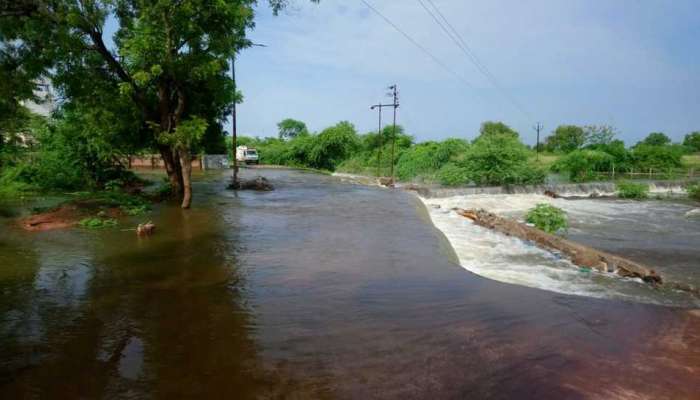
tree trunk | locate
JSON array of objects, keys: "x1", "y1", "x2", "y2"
[
  {"x1": 158, "y1": 144, "x2": 184, "y2": 196},
  {"x1": 179, "y1": 149, "x2": 193, "y2": 209}
]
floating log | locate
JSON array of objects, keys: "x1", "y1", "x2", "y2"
[{"x1": 455, "y1": 208, "x2": 663, "y2": 285}]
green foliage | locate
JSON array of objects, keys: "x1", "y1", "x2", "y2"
[
  {"x1": 637, "y1": 132, "x2": 671, "y2": 147},
  {"x1": 122, "y1": 204, "x2": 150, "y2": 216},
  {"x1": 631, "y1": 144, "x2": 684, "y2": 170},
  {"x1": 0, "y1": 164, "x2": 35, "y2": 198},
  {"x1": 277, "y1": 118, "x2": 308, "y2": 140},
  {"x1": 617, "y1": 181, "x2": 649, "y2": 199},
  {"x1": 436, "y1": 163, "x2": 470, "y2": 186},
  {"x1": 478, "y1": 121, "x2": 518, "y2": 139},
  {"x1": 683, "y1": 132, "x2": 700, "y2": 152},
  {"x1": 552, "y1": 150, "x2": 614, "y2": 182},
  {"x1": 459, "y1": 133, "x2": 545, "y2": 185},
  {"x1": 79, "y1": 217, "x2": 118, "y2": 229},
  {"x1": 545, "y1": 125, "x2": 586, "y2": 153},
  {"x1": 584, "y1": 125, "x2": 618, "y2": 146},
  {"x1": 395, "y1": 140, "x2": 463, "y2": 181},
  {"x1": 687, "y1": 184, "x2": 700, "y2": 201},
  {"x1": 158, "y1": 117, "x2": 208, "y2": 151},
  {"x1": 526, "y1": 204, "x2": 568, "y2": 234},
  {"x1": 308, "y1": 121, "x2": 359, "y2": 170}
]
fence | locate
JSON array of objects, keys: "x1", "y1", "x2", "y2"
[
  {"x1": 593, "y1": 167, "x2": 698, "y2": 180},
  {"x1": 127, "y1": 154, "x2": 230, "y2": 170}
]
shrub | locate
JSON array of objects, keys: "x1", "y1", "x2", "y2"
[
  {"x1": 459, "y1": 133, "x2": 545, "y2": 185},
  {"x1": 686, "y1": 184, "x2": 700, "y2": 201},
  {"x1": 552, "y1": 150, "x2": 614, "y2": 182},
  {"x1": 79, "y1": 217, "x2": 118, "y2": 229},
  {"x1": 631, "y1": 144, "x2": 683, "y2": 170},
  {"x1": 617, "y1": 181, "x2": 649, "y2": 199},
  {"x1": 526, "y1": 203, "x2": 568, "y2": 234},
  {"x1": 436, "y1": 163, "x2": 470, "y2": 186}
]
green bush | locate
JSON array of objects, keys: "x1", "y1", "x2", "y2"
[
  {"x1": 631, "y1": 144, "x2": 683, "y2": 170},
  {"x1": 686, "y1": 184, "x2": 700, "y2": 201},
  {"x1": 552, "y1": 149, "x2": 614, "y2": 182},
  {"x1": 526, "y1": 203, "x2": 568, "y2": 234},
  {"x1": 79, "y1": 217, "x2": 118, "y2": 229},
  {"x1": 617, "y1": 181, "x2": 649, "y2": 199},
  {"x1": 436, "y1": 163, "x2": 470, "y2": 186},
  {"x1": 459, "y1": 133, "x2": 545, "y2": 185}
]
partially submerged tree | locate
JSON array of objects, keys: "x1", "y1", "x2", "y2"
[{"x1": 0, "y1": 0, "x2": 317, "y2": 208}]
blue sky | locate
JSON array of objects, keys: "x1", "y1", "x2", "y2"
[
  {"x1": 107, "y1": 0, "x2": 700, "y2": 145},
  {"x1": 233, "y1": 0, "x2": 700, "y2": 145}
]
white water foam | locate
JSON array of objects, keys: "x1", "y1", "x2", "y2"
[{"x1": 420, "y1": 194, "x2": 698, "y2": 305}]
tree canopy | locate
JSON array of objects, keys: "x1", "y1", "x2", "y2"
[
  {"x1": 637, "y1": 132, "x2": 671, "y2": 147},
  {"x1": 683, "y1": 132, "x2": 700, "y2": 152},
  {"x1": 277, "y1": 118, "x2": 308, "y2": 140},
  {"x1": 0, "y1": 0, "x2": 317, "y2": 207},
  {"x1": 545, "y1": 125, "x2": 586, "y2": 153},
  {"x1": 478, "y1": 121, "x2": 518, "y2": 139}
]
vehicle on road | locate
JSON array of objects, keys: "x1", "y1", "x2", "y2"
[{"x1": 236, "y1": 146, "x2": 259, "y2": 165}]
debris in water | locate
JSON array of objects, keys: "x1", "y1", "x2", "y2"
[
  {"x1": 228, "y1": 176, "x2": 274, "y2": 191},
  {"x1": 455, "y1": 208, "x2": 663, "y2": 285},
  {"x1": 137, "y1": 221, "x2": 155, "y2": 236}
]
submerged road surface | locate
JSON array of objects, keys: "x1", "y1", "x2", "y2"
[{"x1": 1, "y1": 169, "x2": 699, "y2": 399}]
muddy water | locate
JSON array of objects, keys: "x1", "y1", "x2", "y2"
[{"x1": 1, "y1": 169, "x2": 699, "y2": 399}]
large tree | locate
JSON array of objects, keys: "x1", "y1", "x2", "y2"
[
  {"x1": 545, "y1": 125, "x2": 586, "y2": 153},
  {"x1": 277, "y1": 118, "x2": 307, "y2": 140},
  {"x1": 637, "y1": 132, "x2": 671, "y2": 147},
  {"x1": 477, "y1": 121, "x2": 518, "y2": 139},
  {"x1": 0, "y1": 0, "x2": 314, "y2": 208}
]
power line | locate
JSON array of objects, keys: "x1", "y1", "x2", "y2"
[
  {"x1": 419, "y1": 0, "x2": 532, "y2": 119},
  {"x1": 359, "y1": 0, "x2": 478, "y2": 92}
]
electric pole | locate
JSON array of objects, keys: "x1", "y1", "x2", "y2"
[
  {"x1": 230, "y1": 53, "x2": 239, "y2": 187},
  {"x1": 370, "y1": 102, "x2": 394, "y2": 177},
  {"x1": 533, "y1": 122, "x2": 543, "y2": 161},
  {"x1": 230, "y1": 43, "x2": 266, "y2": 189},
  {"x1": 388, "y1": 85, "x2": 399, "y2": 186}
]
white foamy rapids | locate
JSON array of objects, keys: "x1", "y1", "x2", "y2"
[{"x1": 420, "y1": 194, "x2": 697, "y2": 305}]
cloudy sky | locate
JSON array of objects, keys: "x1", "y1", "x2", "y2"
[{"x1": 231, "y1": 0, "x2": 700, "y2": 145}]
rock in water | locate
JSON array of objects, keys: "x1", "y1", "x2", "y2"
[{"x1": 685, "y1": 208, "x2": 700, "y2": 218}]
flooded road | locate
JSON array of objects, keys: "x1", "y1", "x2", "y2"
[{"x1": 1, "y1": 169, "x2": 699, "y2": 399}]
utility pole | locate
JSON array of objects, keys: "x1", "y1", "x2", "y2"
[
  {"x1": 230, "y1": 43, "x2": 266, "y2": 189},
  {"x1": 388, "y1": 84, "x2": 399, "y2": 186},
  {"x1": 230, "y1": 52, "x2": 239, "y2": 187},
  {"x1": 533, "y1": 122, "x2": 543, "y2": 161},
  {"x1": 370, "y1": 102, "x2": 394, "y2": 177}
]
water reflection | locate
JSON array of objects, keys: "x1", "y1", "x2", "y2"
[{"x1": 1, "y1": 170, "x2": 698, "y2": 399}]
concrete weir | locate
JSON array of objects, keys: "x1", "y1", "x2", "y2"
[{"x1": 454, "y1": 208, "x2": 699, "y2": 298}]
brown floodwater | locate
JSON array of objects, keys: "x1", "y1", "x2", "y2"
[{"x1": 1, "y1": 169, "x2": 699, "y2": 399}]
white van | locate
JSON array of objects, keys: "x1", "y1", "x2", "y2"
[{"x1": 236, "y1": 146, "x2": 259, "y2": 164}]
